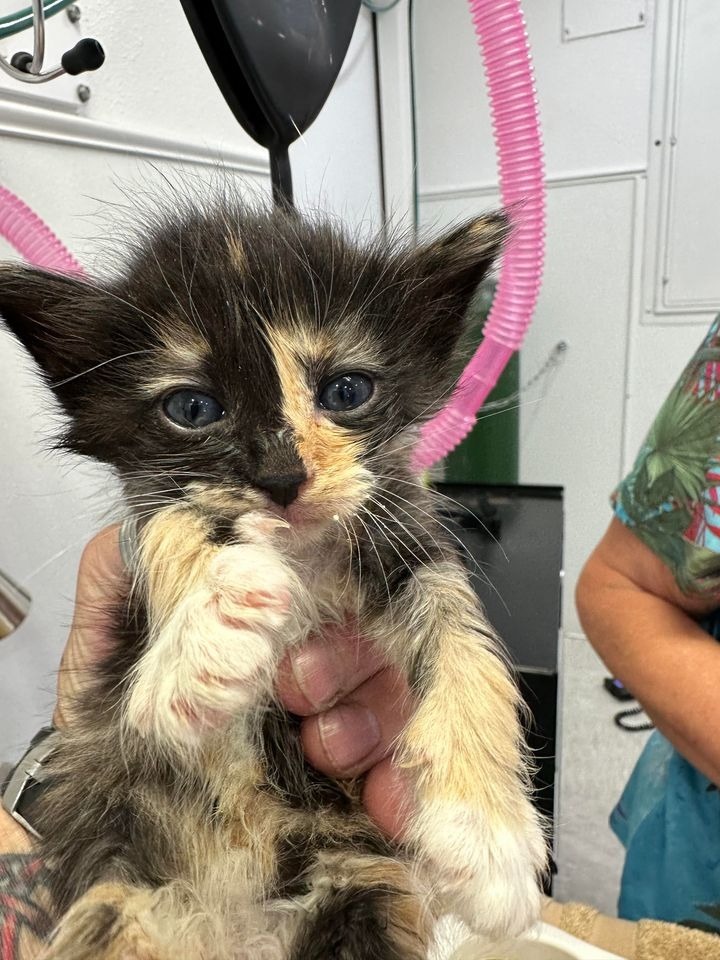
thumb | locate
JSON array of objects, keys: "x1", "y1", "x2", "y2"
[{"x1": 54, "y1": 524, "x2": 129, "y2": 728}]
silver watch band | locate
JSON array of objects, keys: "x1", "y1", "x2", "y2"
[{"x1": 1, "y1": 726, "x2": 60, "y2": 839}]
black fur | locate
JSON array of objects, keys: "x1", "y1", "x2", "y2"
[
  {"x1": 258, "y1": 704, "x2": 353, "y2": 812},
  {"x1": 273, "y1": 829, "x2": 395, "y2": 900},
  {"x1": 289, "y1": 885, "x2": 415, "y2": 960}
]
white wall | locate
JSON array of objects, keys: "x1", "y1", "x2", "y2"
[{"x1": 0, "y1": 1, "x2": 382, "y2": 759}]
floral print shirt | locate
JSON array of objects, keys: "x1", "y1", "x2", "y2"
[{"x1": 614, "y1": 314, "x2": 720, "y2": 595}]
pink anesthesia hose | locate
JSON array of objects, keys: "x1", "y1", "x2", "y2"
[
  {"x1": 413, "y1": 0, "x2": 546, "y2": 472},
  {"x1": 0, "y1": 185, "x2": 84, "y2": 275}
]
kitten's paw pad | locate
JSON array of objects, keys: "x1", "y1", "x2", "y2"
[
  {"x1": 238, "y1": 509, "x2": 292, "y2": 542},
  {"x1": 417, "y1": 802, "x2": 545, "y2": 940},
  {"x1": 167, "y1": 692, "x2": 237, "y2": 734},
  {"x1": 158, "y1": 604, "x2": 276, "y2": 742},
  {"x1": 129, "y1": 614, "x2": 275, "y2": 744},
  {"x1": 209, "y1": 544, "x2": 293, "y2": 628}
]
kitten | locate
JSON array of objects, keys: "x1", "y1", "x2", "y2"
[{"x1": 0, "y1": 195, "x2": 546, "y2": 959}]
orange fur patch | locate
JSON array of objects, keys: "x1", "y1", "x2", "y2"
[
  {"x1": 267, "y1": 328, "x2": 373, "y2": 515},
  {"x1": 381, "y1": 563, "x2": 525, "y2": 812},
  {"x1": 138, "y1": 507, "x2": 213, "y2": 628},
  {"x1": 227, "y1": 234, "x2": 247, "y2": 272}
]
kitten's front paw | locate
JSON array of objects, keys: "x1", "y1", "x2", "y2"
[
  {"x1": 416, "y1": 800, "x2": 546, "y2": 940},
  {"x1": 127, "y1": 544, "x2": 295, "y2": 747}
]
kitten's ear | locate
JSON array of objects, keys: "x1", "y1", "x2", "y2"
[
  {"x1": 410, "y1": 212, "x2": 508, "y2": 304},
  {"x1": 406, "y1": 213, "x2": 509, "y2": 344},
  {"x1": 0, "y1": 264, "x2": 108, "y2": 386}
]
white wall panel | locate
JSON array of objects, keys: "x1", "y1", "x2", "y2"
[
  {"x1": 291, "y1": 12, "x2": 381, "y2": 230},
  {"x1": 518, "y1": 178, "x2": 635, "y2": 634},
  {"x1": 644, "y1": 0, "x2": 720, "y2": 317},
  {"x1": 413, "y1": 0, "x2": 655, "y2": 193},
  {"x1": 562, "y1": 0, "x2": 647, "y2": 41}
]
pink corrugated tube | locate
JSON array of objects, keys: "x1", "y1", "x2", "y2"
[
  {"x1": 413, "y1": 0, "x2": 546, "y2": 472},
  {"x1": 0, "y1": 185, "x2": 84, "y2": 275}
]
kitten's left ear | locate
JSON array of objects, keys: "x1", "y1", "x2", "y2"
[
  {"x1": 406, "y1": 213, "x2": 509, "y2": 342},
  {"x1": 410, "y1": 212, "x2": 508, "y2": 307}
]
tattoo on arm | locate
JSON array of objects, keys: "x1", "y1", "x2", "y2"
[{"x1": 0, "y1": 854, "x2": 53, "y2": 959}]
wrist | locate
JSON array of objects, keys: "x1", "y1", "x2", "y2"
[
  {"x1": 0, "y1": 806, "x2": 33, "y2": 853},
  {"x1": 2, "y1": 726, "x2": 59, "y2": 843}
]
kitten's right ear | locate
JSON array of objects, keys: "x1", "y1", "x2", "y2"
[{"x1": 0, "y1": 264, "x2": 109, "y2": 386}]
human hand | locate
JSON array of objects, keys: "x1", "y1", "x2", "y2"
[
  {"x1": 55, "y1": 527, "x2": 415, "y2": 837},
  {"x1": 276, "y1": 626, "x2": 415, "y2": 838},
  {"x1": 53, "y1": 525, "x2": 127, "y2": 731}
]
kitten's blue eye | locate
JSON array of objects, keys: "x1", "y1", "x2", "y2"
[
  {"x1": 163, "y1": 390, "x2": 225, "y2": 429},
  {"x1": 318, "y1": 373, "x2": 374, "y2": 412}
]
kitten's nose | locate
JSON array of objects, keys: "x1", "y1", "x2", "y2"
[{"x1": 255, "y1": 471, "x2": 306, "y2": 508}]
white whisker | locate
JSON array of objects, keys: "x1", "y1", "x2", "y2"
[
  {"x1": 51, "y1": 350, "x2": 152, "y2": 389},
  {"x1": 354, "y1": 511, "x2": 394, "y2": 614}
]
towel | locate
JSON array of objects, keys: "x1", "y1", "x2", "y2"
[{"x1": 542, "y1": 896, "x2": 720, "y2": 959}]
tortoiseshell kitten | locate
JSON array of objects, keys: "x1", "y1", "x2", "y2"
[{"x1": 0, "y1": 196, "x2": 546, "y2": 959}]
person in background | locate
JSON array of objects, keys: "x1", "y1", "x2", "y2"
[{"x1": 577, "y1": 315, "x2": 720, "y2": 931}]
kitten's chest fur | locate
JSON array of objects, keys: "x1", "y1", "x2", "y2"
[{"x1": 228, "y1": 512, "x2": 388, "y2": 639}]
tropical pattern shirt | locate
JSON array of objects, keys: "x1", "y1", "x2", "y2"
[
  {"x1": 610, "y1": 315, "x2": 720, "y2": 932},
  {"x1": 613, "y1": 314, "x2": 720, "y2": 594}
]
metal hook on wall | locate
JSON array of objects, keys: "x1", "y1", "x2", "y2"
[{"x1": 0, "y1": 0, "x2": 104, "y2": 84}]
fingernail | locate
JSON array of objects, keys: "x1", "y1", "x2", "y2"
[
  {"x1": 290, "y1": 640, "x2": 343, "y2": 709},
  {"x1": 317, "y1": 704, "x2": 381, "y2": 773}
]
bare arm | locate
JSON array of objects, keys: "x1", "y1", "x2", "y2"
[
  {"x1": 576, "y1": 516, "x2": 720, "y2": 784},
  {"x1": 0, "y1": 808, "x2": 52, "y2": 959}
]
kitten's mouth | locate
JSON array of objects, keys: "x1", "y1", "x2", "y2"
[
  {"x1": 263, "y1": 499, "x2": 339, "y2": 532},
  {"x1": 273, "y1": 501, "x2": 321, "y2": 528}
]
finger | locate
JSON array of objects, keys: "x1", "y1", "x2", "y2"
[
  {"x1": 78, "y1": 524, "x2": 127, "y2": 600},
  {"x1": 69, "y1": 524, "x2": 127, "y2": 649},
  {"x1": 55, "y1": 525, "x2": 128, "y2": 728},
  {"x1": 299, "y1": 667, "x2": 413, "y2": 778},
  {"x1": 363, "y1": 759, "x2": 414, "y2": 840},
  {"x1": 276, "y1": 622, "x2": 387, "y2": 715}
]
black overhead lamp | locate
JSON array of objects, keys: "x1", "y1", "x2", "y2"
[{"x1": 179, "y1": 0, "x2": 362, "y2": 207}]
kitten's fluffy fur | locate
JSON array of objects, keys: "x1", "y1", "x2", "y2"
[{"x1": 0, "y1": 193, "x2": 546, "y2": 959}]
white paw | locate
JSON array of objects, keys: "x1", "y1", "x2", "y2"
[
  {"x1": 415, "y1": 801, "x2": 546, "y2": 940},
  {"x1": 127, "y1": 544, "x2": 296, "y2": 748}
]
